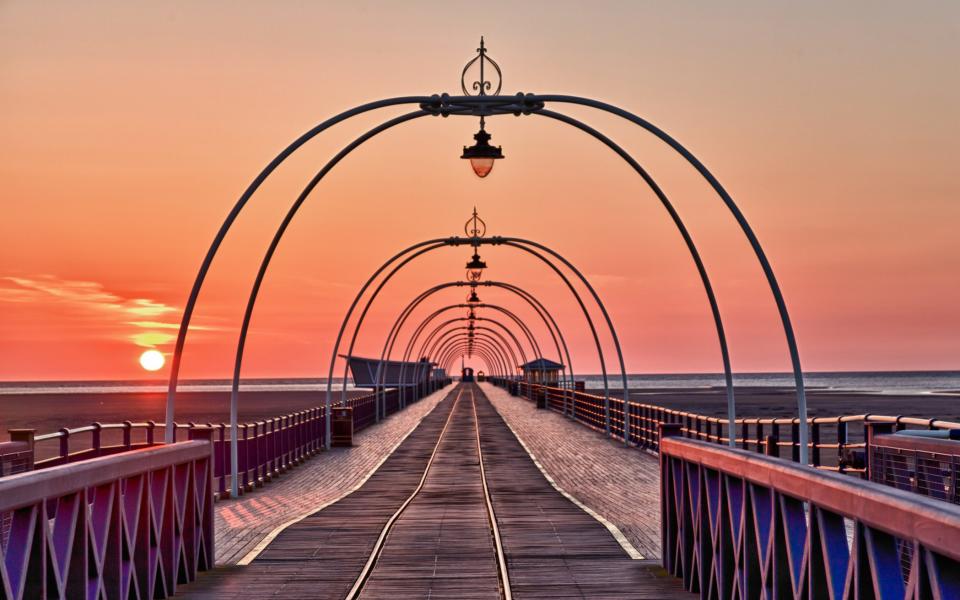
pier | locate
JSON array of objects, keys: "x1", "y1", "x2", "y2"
[{"x1": 2, "y1": 38, "x2": 959, "y2": 600}]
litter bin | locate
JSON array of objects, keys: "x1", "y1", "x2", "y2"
[
  {"x1": 331, "y1": 406, "x2": 354, "y2": 447},
  {"x1": 536, "y1": 388, "x2": 548, "y2": 410}
]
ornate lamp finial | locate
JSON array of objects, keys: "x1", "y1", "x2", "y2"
[
  {"x1": 465, "y1": 207, "x2": 487, "y2": 238},
  {"x1": 461, "y1": 36, "x2": 502, "y2": 97}
]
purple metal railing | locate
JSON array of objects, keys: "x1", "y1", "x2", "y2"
[
  {"x1": 9, "y1": 380, "x2": 451, "y2": 500},
  {"x1": 0, "y1": 429, "x2": 215, "y2": 599},
  {"x1": 659, "y1": 425, "x2": 960, "y2": 599},
  {"x1": 0, "y1": 435, "x2": 34, "y2": 554},
  {"x1": 496, "y1": 380, "x2": 960, "y2": 474},
  {"x1": 867, "y1": 427, "x2": 960, "y2": 504}
]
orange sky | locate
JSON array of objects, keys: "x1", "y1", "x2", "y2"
[{"x1": 1, "y1": 2, "x2": 958, "y2": 381}]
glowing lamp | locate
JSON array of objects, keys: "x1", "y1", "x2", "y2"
[
  {"x1": 461, "y1": 118, "x2": 503, "y2": 178},
  {"x1": 465, "y1": 251, "x2": 487, "y2": 282}
]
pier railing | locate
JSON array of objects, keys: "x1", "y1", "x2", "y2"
[
  {"x1": 0, "y1": 429, "x2": 215, "y2": 600},
  {"x1": 659, "y1": 424, "x2": 960, "y2": 599},
  {"x1": 3, "y1": 379, "x2": 451, "y2": 500},
  {"x1": 494, "y1": 380, "x2": 960, "y2": 475},
  {"x1": 867, "y1": 426, "x2": 960, "y2": 505}
]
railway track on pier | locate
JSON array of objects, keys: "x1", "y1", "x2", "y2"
[
  {"x1": 345, "y1": 386, "x2": 511, "y2": 600},
  {"x1": 181, "y1": 383, "x2": 692, "y2": 599}
]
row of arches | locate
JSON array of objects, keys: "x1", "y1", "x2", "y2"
[{"x1": 163, "y1": 92, "x2": 808, "y2": 497}]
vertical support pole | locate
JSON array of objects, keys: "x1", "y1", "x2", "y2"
[
  {"x1": 325, "y1": 387, "x2": 332, "y2": 450},
  {"x1": 811, "y1": 422, "x2": 821, "y2": 467},
  {"x1": 764, "y1": 435, "x2": 779, "y2": 457},
  {"x1": 231, "y1": 386, "x2": 239, "y2": 498}
]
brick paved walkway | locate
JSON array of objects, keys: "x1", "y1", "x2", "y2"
[
  {"x1": 480, "y1": 382, "x2": 664, "y2": 559},
  {"x1": 214, "y1": 385, "x2": 452, "y2": 565}
]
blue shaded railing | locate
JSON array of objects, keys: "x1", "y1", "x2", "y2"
[{"x1": 659, "y1": 424, "x2": 960, "y2": 599}]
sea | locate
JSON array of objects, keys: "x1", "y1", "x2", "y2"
[{"x1": 1, "y1": 371, "x2": 958, "y2": 396}]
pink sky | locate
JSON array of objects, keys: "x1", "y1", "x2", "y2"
[{"x1": 1, "y1": 2, "x2": 958, "y2": 380}]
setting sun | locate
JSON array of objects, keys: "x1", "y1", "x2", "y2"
[{"x1": 138, "y1": 349, "x2": 165, "y2": 372}]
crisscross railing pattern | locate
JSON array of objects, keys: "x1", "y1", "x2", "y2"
[
  {"x1": 659, "y1": 425, "x2": 960, "y2": 599},
  {"x1": 0, "y1": 431, "x2": 215, "y2": 600}
]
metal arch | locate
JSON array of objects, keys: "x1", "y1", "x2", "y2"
[
  {"x1": 402, "y1": 304, "x2": 540, "y2": 367},
  {"x1": 436, "y1": 337, "x2": 509, "y2": 378},
  {"x1": 441, "y1": 346, "x2": 502, "y2": 379},
  {"x1": 335, "y1": 243, "x2": 449, "y2": 412},
  {"x1": 431, "y1": 326, "x2": 517, "y2": 369},
  {"x1": 490, "y1": 282, "x2": 578, "y2": 416},
  {"x1": 415, "y1": 320, "x2": 528, "y2": 376},
  {"x1": 166, "y1": 94, "x2": 436, "y2": 442},
  {"x1": 437, "y1": 337, "x2": 510, "y2": 377},
  {"x1": 436, "y1": 334, "x2": 513, "y2": 375},
  {"x1": 439, "y1": 341, "x2": 505, "y2": 377},
  {"x1": 441, "y1": 344, "x2": 502, "y2": 380},
  {"x1": 370, "y1": 280, "x2": 578, "y2": 415},
  {"x1": 428, "y1": 326, "x2": 524, "y2": 375},
  {"x1": 371, "y1": 280, "x2": 597, "y2": 420},
  {"x1": 353, "y1": 241, "x2": 615, "y2": 428},
  {"x1": 427, "y1": 319, "x2": 528, "y2": 373},
  {"x1": 338, "y1": 238, "x2": 606, "y2": 413},
  {"x1": 538, "y1": 94, "x2": 808, "y2": 463},
  {"x1": 224, "y1": 110, "x2": 431, "y2": 496},
  {"x1": 491, "y1": 239, "x2": 626, "y2": 439},
  {"x1": 166, "y1": 94, "x2": 536, "y2": 438},
  {"x1": 397, "y1": 304, "x2": 543, "y2": 390},
  {"x1": 523, "y1": 111, "x2": 736, "y2": 448},
  {"x1": 428, "y1": 330, "x2": 517, "y2": 378},
  {"x1": 410, "y1": 313, "x2": 536, "y2": 372},
  {"x1": 395, "y1": 304, "x2": 547, "y2": 410},
  {"x1": 437, "y1": 340, "x2": 501, "y2": 378},
  {"x1": 399, "y1": 301, "x2": 573, "y2": 410},
  {"x1": 173, "y1": 91, "x2": 805, "y2": 465}
]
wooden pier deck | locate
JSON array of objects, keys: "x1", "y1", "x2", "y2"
[{"x1": 181, "y1": 384, "x2": 691, "y2": 599}]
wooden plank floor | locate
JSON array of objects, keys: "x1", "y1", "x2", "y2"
[
  {"x1": 473, "y1": 386, "x2": 691, "y2": 599},
  {"x1": 357, "y1": 390, "x2": 501, "y2": 599},
  {"x1": 178, "y1": 384, "x2": 692, "y2": 599}
]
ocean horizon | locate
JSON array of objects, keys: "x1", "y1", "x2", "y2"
[{"x1": 2, "y1": 369, "x2": 957, "y2": 396}]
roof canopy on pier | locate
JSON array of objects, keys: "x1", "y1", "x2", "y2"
[
  {"x1": 519, "y1": 358, "x2": 564, "y2": 386},
  {"x1": 340, "y1": 355, "x2": 435, "y2": 389}
]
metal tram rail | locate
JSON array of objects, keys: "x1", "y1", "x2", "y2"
[{"x1": 343, "y1": 385, "x2": 512, "y2": 600}]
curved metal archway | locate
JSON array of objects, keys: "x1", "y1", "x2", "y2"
[
  {"x1": 370, "y1": 280, "x2": 582, "y2": 423},
  {"x1": 393, "y1": 308, "x2": 539, "y2": 409},
  {"x1": 369, "y1": 280, "x2": 602, "y2": 426},
  {"x1": 419, "y1": 321, "x2": 528, "y2": 374},
  {"x1": 401, "y1": 304, "x2": 542, "y2": 366},
  {"x1": 167, "y1": 85, "x2": 808, "y2": 476},
  {"x1": 429, "y1": 327, "x2": 524, "y2": 373},
  {"x1": 435, "y1": 336, "x2": 511, "y2": 379},
  {"x1": 397, "y1": 301, "x2": 574, "y2": 415},
  {"x1": 335, "y1": 238, "x2": 625, "y2": 416},
  {"x1": 437, "y1": 337, "x2": 511, "y2": 377}
]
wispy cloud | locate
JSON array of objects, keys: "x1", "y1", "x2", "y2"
[{"x1": 0, "y1": 275, "x2": 214, "y2": 350}]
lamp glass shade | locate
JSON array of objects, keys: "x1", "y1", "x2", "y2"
[{"x1": 469, "y1": 157, "x2": 495, "y2": 178}]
